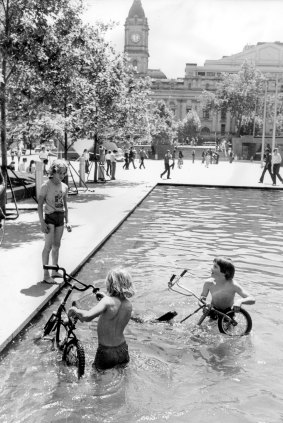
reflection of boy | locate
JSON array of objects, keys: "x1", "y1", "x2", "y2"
[
  {"x1": 68, "y1": 268, "x2": 134, "y2": 371},
  {"x1": 200, "y1": 257, "x2": 255, "y2": 312}
]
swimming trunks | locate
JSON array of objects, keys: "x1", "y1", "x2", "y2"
[
  {"x1": 208, "y1": 307, "x2": 233, "y2": 320},
  {"x1": 94, "y1": 341, "x2": 129, "y2": 371},
  {"x1": 45, "y1": 211, "x2": 64, "y2": 227}
]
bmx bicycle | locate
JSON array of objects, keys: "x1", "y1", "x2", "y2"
[
  {"x1": 42, "y1": 264, "x2": 99, "y2": 378},
  {"x1": 168, "y1": 270, "x2": 253, "y2": 336}
]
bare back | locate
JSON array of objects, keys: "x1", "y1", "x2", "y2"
[{"x1": 97, "y1": 296, "x2": 132, "y2": 347}]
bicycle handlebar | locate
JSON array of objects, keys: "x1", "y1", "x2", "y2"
[{"x1": 43, "y1": 265, "x2": 99, "y2": 294}]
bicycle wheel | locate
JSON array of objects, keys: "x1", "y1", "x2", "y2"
[
  {"x1": 43, "y1": 313, "x2": 58, "y2": 336},
  {"x1": 218, "y1": 308, "x2": 252, "y2": 336},
  {"x1": 63, "y1": 338, "x2": 85, "y2": 379},
  {"x1": 55, "y1": 310, "x2": 69, "y2": 349}
]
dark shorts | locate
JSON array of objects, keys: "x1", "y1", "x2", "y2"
[
  {"x1": 94, "y1": 341, "x2": 130, "y2": 371},
  {"x1": 208, "y1": 307, "x2": 233, "y2": 320},
  {"x1": 45, "y1": 212, "x2": 64, "y2": 227}
]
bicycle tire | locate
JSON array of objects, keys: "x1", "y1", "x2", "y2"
[
  {"x1": 55, "y1": 310, "x2": 69, "y2": 349},
  {"x1": 63, "y1": 338, "x2": 85, "y2": 378},
  {"x1": 43, "y1": 314, "x2": 58, "y2": 336},
  {"x1": 218, "y1": 308, "x2": 252, "y2": 336}
]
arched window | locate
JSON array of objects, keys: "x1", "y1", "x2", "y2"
[
  {"x1": 133, "y1": 60, "x2": 138, "y2": 67},
  {"x1": 201, "y1": 127, "x2": 210, "y2": 135}
]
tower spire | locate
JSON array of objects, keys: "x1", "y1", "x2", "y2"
[{"x1": 128, "y1": 0, "x2": 145, "y2": 19}]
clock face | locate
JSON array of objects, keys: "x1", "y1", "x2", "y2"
[{"x1": 131, "y1": 33, "x2": 141, "y2": 43}]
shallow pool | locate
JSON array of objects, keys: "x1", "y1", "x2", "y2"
[{"x1": 0, "y1": 186, "x2": 283, "y2": 423}]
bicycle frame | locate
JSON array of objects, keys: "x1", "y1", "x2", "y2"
[
  {"x1": 43, "y1": 264, "x2": 99, "y2": 347},
  {"x1": 168, "y1": 269, "x2": 236, "y2": 326}
]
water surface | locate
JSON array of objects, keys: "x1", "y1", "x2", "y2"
[{"x1": 0, "y1": 186, "x2": 283, "y2": 423}]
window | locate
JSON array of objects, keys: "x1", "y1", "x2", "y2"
[
  {"x1": 203, "y1": 109, "x2": 210, "y2": 119},
  {"x1": 198, "y1": 72, "x2": 205, "y2": 76},
  {"x1": 221, "y1": 124, "x2": 226, "y2": 135},
  {"x1": 207, "y1": 72, "x2": 215, "y2": 76},
  {"x1": 205, "y1": 83, "x2": 210, "y2": 90},
  {"x1": 221, "y1": 109, "x2": 226, "y2": 120}
]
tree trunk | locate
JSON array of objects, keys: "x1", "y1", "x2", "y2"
[{"x1": 0, "y1": 57, "x2": 7, "y2": 214}]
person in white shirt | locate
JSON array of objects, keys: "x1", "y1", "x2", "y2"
[
  {"x1": 39, "y1": 146, "x2": 49, "y2": 162},
  {"x1": 271, "y1": 148, "x2": 283, "y2": 186},
  {"x1": 105, "y1": 150, "x2": 112, "y2": 176},
  {"x1": 18, "y1": 157, "x2": 27, "y2": 173}
]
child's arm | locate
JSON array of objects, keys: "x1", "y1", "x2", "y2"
[
  {"x1": 199, "y1": 281, "x2": 211, "y2": 303},
  {"x1": 233, "y1": 283, "x2": 255, "y2": 310},
  {"x1": 68, "y1": 296, "x2": 108, "y2": 322}
]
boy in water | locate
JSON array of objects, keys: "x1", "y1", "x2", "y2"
[
  {"x1": 200, "y1": 257, "x2": 255, "y2": 313},
  {"x1": 68, "y1": 268, "x2": 134, "y2": 371}
]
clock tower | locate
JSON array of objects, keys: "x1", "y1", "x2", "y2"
[{"x1": 124, "y1": 0, "x2": 149, "y2": 74}]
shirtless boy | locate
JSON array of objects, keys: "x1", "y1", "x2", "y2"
[
  {"x1": 200, "y1": 257, "x2": 255, "y2": 312},
  {"x1": 68, "y1": 268, "x2": 134, "y2": 371}
]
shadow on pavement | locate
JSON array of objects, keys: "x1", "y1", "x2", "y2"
[{"x1": 21, "y1": 281, "x2": 57, "y2": 297}]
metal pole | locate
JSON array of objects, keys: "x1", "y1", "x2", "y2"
[
  {"x1": 261, "y1": 81, "x2": 267, "y2": 163},
  {"x1": 271, "y1": 74, "x2": 279, "y2": 153}
]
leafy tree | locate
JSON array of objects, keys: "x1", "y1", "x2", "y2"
[
  {"x1": 177, "y1": 110, "x2": 201, "y2": 143},
  {"x1": 0, "y1": 0, "x2": 84, "y2": 210},
  {"x1": 200, "y1": 61, "x2": 266, "y2": 136},
  {"x1": 149, "y1": 100, "x2": 177, "y2": 145}
]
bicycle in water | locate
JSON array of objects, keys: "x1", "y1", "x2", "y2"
[
  {"x1": 42, "y1": 264, "x2": 100, "y2": 378},
  {"x1": 168, "y1": 270, "x2": 253, "y2": 336}
]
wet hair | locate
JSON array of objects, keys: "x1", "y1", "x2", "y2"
[
  {"x1": 214, "y1": 257, "x2": 235, "y2": 280},
  {"x1": 106, "y1": 268, "x2": 134, "y2": 299},
  {"x1": 49, "y1": 160, "x2": 68, "y2": 176}
]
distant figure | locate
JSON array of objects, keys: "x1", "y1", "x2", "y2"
[
  {"x1": 271, "y1": 148, "x2": 283, "y2": 186},
  {"x1": 160, "y1": 150, "x2": 172, "y2": 179},
  {"x1": 28, "y1": 160, "x2": 36, "y2": 174},
  {"x1": 139, "y1": 147, "x2": 148, "y2": 169},
  {"x1": 201, "y1": 150, "x2": 205, "y2": 164},
  {"x1": 178, "y1": 150, "x2": 184, "y2": 168},
  {"x1": 192, "y1": 149, "x2": 195, "y2": 163},
  {"x1": 229, "y1": 150, "x2": 234, "y2": 164},
  {"x1": 105, "y1": 150, "x2": 112, "y2": 176},
  {"x1": 18, "y1": 157, "x2": 28, "y2": 173},
  {"x1": 129, "y1": 147, "x2": 136, "y2": 169},
  {"x1": 39, "y1": 146, "x2": 48, "y2": 163},
  {"x1": 110, "y1": 150, "x2": 117, "y2": 180},
  {"x1": 82, "y1": 149, "x2": 90, "y2": 174},
  {"x1": 123, "y1": 148, "x2": 129, "y2": 170},
  {"x1": 170, "y1": 149, "x2": 176, "y2": 169},
  {"x1": 258, "y1": 147, "x2": 272, "y2": 184}
]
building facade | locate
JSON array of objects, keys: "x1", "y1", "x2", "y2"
[{"x1": 125, "y1": 0, "x2": 283, "y2": 143}]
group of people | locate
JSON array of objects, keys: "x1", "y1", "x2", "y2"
[
  {"x1": 259, "y1": 146, "x2": 283, "y2": 185},
  {"x1": 37, "y1": 149, "x2": 260, "y2": 374},
  {"x1": 122, "y1": 146, "x2": 148, "y2": 170}
]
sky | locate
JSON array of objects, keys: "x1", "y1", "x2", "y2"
[{"x1": 83, "y1": 0, "x2": 283, "y2": 79}]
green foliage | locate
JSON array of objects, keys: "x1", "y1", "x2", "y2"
[
  {"x1": 177, "y1": 110, "x2": 201, "y2": 143},
  {"x1": 149, "y1": 100, "x2": 177, "y2": 145},
  {"x1": 200, "y1": 61, "x2": 266, "y2": 136}
]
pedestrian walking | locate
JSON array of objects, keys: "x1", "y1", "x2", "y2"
[
  {"x1": 129, "y1": 147, "x2": 136, "y2": 169},
  {"x1": 110, "y1": 150, "x2": 117, "y2": 180},
  {"x1": 139, "y1": 147, "x2": 148, "y2": 169},
  {"x1": 258, "y1": 147, "x2": 273, "y2": 184},
  {"x1": 271, "y1": 148, "x2": 283, "y2": 186},
  {"x1": 160, "y1": 150, "x2": 172, "y2": 179}
]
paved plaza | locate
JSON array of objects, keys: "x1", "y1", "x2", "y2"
[{"x1": 0, "y1": 158, "x2": 282, "y2": 353}]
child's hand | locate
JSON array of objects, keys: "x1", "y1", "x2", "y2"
[
  {"x1": 41, "y1": 221, "x2": 49, "y2": 234},
  {"x1": 66, "y1": 224, "x2": 72, "y2": 232}
]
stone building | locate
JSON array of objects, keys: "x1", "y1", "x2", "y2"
[{"x1": 124, "y1": 0, "x2": 283, "y2": 148}]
